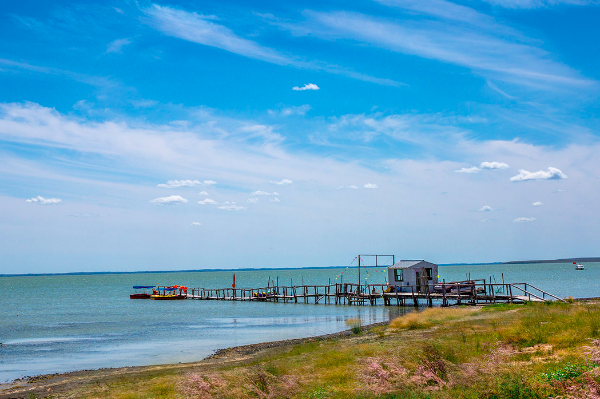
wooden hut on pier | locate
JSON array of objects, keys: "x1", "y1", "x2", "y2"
[{"x1": 387, "y1": 260, "x2": 438, "y2": 293}]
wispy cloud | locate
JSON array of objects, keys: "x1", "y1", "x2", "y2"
[
  {"x1": 514, "y1": 217, "x2": 536, "y2": 222},
  {"x1": 456, "y1": 161, "x2": 509, "y2": 173},
  {"x1": 191, "y1": 222, "x2": 202, "y2": 226},
  {"x1": 364, "y1": 183, "x2": 378, "y2": 189},
  {"x1": 106, "y1": 38, "x2": 132, "y2": 54},
  {"x1": 337, "y1": 185, "x2": 359, "y2": 189},
  {"x1": 455, "y1": 166, "x2": 480, "y2": 174},
  {"x1": 0, "y1": 59, "x2": 121, "y2": 90},
  {"x1": 25, "y1": 196, "x2": 62, "y2": 205},
  {"x1": 270, "y1": 179, "x2": 293, "y2": 185},
  {"x1": 144, "y1": 5, "x2": 292, "y2": 64},
  {"x1": 480, "y1": 161, "x2": 509, "y2": 170},
  {"x1": 510, "y1": 167, "x2": 567, "y2": 182},
  {"x1": 198, "y1": 191, "x2": 209, "y2": 196},
  {"x1": 251, "y1": 190, "x2": 279, "y2": 196},
  {"x1": 292, "y1": 83, "x2": 319, "y2": 91},
  {"x1": 247, "y1": 197, "x2": 259, "y2": 204},
  {"x1": 480, "y1": 0, "x2": 597, "y2": 9},
  {"x1": 143, "y1": 4, "x2": 402, "y2": 87},
  {"x1": 198, "y1": 198, "x2": 218, "y2": 205},
  {"x1": 151, "y1": 195, "x2": 188, "y2": 205},
  {"x1": 218, "y1": 202, "x2": 246, "y2": 211},
  {"x1": 479, "y1": 205, "x2": 492, "y2": 212},
  {"x1": 532, "y1": 201, "x2": 544, "y2": 206},
  {"x1": 158, "y1": 179, "x2": 202, "y2": 188},
  {"x1": 269, "y1": 105, "x2": 311, "y2": 117},
  {"x1": 285, "y1": 8, "x2": 593, "y2": 89},
  {"x1": 269, "y1": 197, "x2": 281, "y2": 202},
  {"x1": 324, "y1": 112, "x2": 467, "y2": 148}
]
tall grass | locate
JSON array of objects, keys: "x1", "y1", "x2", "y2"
[{"x1": 389, "y1": 307, "x2": 477, "y2": 330}]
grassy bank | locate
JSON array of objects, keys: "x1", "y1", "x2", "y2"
[{"x1": 6, "y1": 301, "x2": 600, "y2": 399}]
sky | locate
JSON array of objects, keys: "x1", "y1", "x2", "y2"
[{"x1": 1, "y1": 0, "x2": 599, "y2": 273}]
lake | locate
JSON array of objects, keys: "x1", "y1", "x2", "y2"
[{"x1": 0, "y1": 262, "x2": 598, "y2": 382}]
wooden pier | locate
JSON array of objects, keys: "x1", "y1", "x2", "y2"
[{"x1": 185, "y1": 279, "x2": 563, "y2": 307}]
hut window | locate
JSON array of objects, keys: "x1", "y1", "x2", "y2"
[
  {"x1": 394, "y1": 269, "x2": 403, "y2": 282},
  {"x1": 425, "y1": 268, "x2": 433, "y2": 280}
]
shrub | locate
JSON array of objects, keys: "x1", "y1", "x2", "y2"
[
  {"x1": 346, "y1": 318, "x2": 362, "y2": 334},
  {"x1": 540, "y1": 362, "x2": 595, "y2": 382}
]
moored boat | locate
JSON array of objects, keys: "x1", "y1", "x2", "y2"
[
  {"x1": 150, "y1": 286, "x2": 187, "y2": 300},
  {"x1": 130, "y1": 285, "x2": 156, "y2": 299}
]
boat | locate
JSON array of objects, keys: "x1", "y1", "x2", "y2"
[
  {"x1": 575, "y1": 263, "x2": 585, "y2": 270},
  {"x1": 130, "y1": 285, "x2": 156, "y2": 299},
  {"x1": 150, "y1": 286, "x2": 187, "y2": 300}
]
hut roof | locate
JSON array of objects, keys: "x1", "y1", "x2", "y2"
[{"x1": 388, "y1": 260, "x2": 436, "y2": 269}]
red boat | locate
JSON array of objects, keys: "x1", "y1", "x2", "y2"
[{"x1": 130, "y1": 286, "x2": 156, "y2": 299}]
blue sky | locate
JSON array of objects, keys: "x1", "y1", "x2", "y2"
[{"x1": 1, "y1": 0, "x2": 599, "y2": 273}]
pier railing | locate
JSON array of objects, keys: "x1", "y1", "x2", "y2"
[{"x1": 185, "y1": 280, "x2": 564, "y2": 307}]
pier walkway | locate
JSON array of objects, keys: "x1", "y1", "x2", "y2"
[{"x1": 185, "y1": 280, "x2": 563, "y2": 307}]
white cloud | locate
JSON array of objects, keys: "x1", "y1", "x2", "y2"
[
  {"x1": 191, "y1": 222, "x2": 202, "y2": 226},
  {"x1": 247, "y1": 198, "x2": 259, "y2": 204},
  {"x1": 292, "y1": 83, "x2": 320, "y2": 91},
  {"x1": 514, "y1": 217, "x2": 536, "y2": 222},
  {"x1": 337, "y1": 185, "x2": 359, "y2": 189},
  {"x1": 364, "y1": 183, "x2": 378, "y2": 189},
  {"x1": 480, "y1": 161, "x2": 509, "y2": 170},
  {"x1": 455, "y1": 166, "x2": 480, "y2": 173},
  {"x1": 203, "y1": 180, "x2": 217, "y2": 185},
  {"x1": 106, "y1": 38, "x2": 132, "y2": 54},
  {"x1": 218, "y1": 202, "x2": 246, "y2": 211},
  {"x1": 158, "y1": 179, "x2": 202, "y2": 188},
  {"x1": 269, "y1": 197, "x2": 281, "y2": 202},
  {"x1": 151, "y1": 195, "x2": 188, "y2": 205},
  {"x1": 198, "y1": 198, "x2": 218, "y2": 205},
  {"x1": 270, "y1": 179, "x2": 293, "y2": 185},
  {"x1": 510, "y1": 167, "x2": 567, "y2": 182},
  {"x1": 532, "y1": 201, "x2": 544, "y2": 206},
  {"x1": 251, "y1": 191, "x2": 279, "y2": 196},
  {"x1": 25, "y1": 196, "x2": 62, "y2": 205},
  {"x1": 198, "y1": 191, "x2": 209, "y2": 196},
  {"x1": 479, "y1": 205, "x2": 492, "y2": 212},
  {"x1": 456, "y1": 162, "x2": 508, "y2": 174}
]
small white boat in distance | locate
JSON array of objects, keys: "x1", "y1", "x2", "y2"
[{"x1": 574, "y1": 262, "x2": 584, "y2": 270}]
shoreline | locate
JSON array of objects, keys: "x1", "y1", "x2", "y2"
[
  {"x1": 0, "y1": 321, "x2": 390, "y2": 398},
  {"x1": 3, "y1": 258, "x2": 598, "y2": 277},
  {"x1": 3, "y1": 302, "x2": 599, "y2": 399}
]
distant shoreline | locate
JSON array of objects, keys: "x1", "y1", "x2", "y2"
[{"x1": 1, "y1": 257, "x2": 597, "y2": 277}]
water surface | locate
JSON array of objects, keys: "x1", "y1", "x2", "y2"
[{"x1": 1, "y1": 263, "x2": 598, "y2": 382}]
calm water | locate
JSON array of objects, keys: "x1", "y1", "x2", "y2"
[{"x1": 0, "y1": 263, "x2": 598, "y2": 382}]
